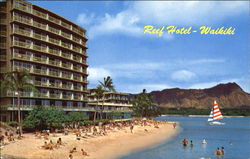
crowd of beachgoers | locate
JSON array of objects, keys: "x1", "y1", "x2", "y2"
[{"x1": 1, "y1": 119, "x2": 176, "y2": 159}]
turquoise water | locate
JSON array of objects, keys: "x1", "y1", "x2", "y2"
[{"x1": 120, "y1": 116, "x2": 250, "y2": 159}]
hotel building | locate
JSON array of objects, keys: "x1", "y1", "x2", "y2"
[
  {"x1": 0, "y1": 0, "x2": 89, "y2": 121},
  {"x1": 88, "y1": 89, "x2": 133, "y2": 119}
]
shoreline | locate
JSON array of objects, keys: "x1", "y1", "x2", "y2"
[
  {"x1": 161, "y1": 114, "x2": 248, "y2": 117},
  {"x1": 1, "y1": 121, "x2": 179, "y2": 159}
]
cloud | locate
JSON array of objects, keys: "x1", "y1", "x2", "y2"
[
  {"x1": 171, "y1": 70, "x2": 196, "y2": 81},
  {"x1": 88, "y1": 12, "x2": 141, "y2": 38},
  {"x1": 85, "y1": 1, "x2": 248, "y2": 38},
  {"x1": 76, "y1": 13, "x2": 95, "y2": 25},
  {"x1": 187, "y1": 59, "x2": 226, "y2": 65},
  {"x1": 88, "y1": 67, "x2": 112, "y2": 82}
]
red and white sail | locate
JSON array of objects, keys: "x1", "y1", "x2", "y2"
[{"x1": 213, "y1": 101, "x2": 223, "y2": 120}]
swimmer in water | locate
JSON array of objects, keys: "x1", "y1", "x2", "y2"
[{"x1": 202, "y1": 139, "x2": 207, "y2": 144}]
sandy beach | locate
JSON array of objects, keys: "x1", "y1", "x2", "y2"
[{"x1": 1, "y1": 121, "x2": 178, "y2": 159}]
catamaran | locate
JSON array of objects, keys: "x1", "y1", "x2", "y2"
[{"x1": 208, "y1": 101, "x2": 225, "y2": 125}]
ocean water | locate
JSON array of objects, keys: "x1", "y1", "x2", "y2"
[{"x1": 119, "y1": 116, "x2": 250, "y2": 159}]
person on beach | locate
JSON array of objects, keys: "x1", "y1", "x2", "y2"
[
  {"x1": 221, "y1": 146, "x2": 225, "y2": 155},
  {"x1": 69, "y1": 154, "x2": 73, "y2": 159},
  {"x1": 48, "y1": 140, "x2": 54, "y2": 150},
  {"x1": 0, "y1": 131, "x2": 4, "y2": 145},
  {"x1": 41, "y1": 141, "x2": 49, "y2": 150},
  {"x1": 57, "y1": 138, "x2": 62, "y2": 145},
  {"x1": 173, "y1": 122, "x2": 177, "y2": 129},
  {"x1": 182, "y1": 138, "x2": 188, "y2": 146},
  {"x1": 215, "y1": 147, "x2": 222, "y2": 155},
  {"x1": 70, "y1": 147, "x2": 77, "y2": 153},
  {"x1": 81, "y1": 149, "x2": 89, "y2": 156},
  {"x1": 130, "y1": 125, "x2": 134, "y2": 133}
]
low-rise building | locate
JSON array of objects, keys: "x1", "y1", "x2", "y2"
[{"x1": 88, "y1": 89, "x2": 133, "y2": 119}]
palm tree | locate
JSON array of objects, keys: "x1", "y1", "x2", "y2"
[
  {"x1": 1, "y1": 69, "x2": 37, "y2": 136},
  {"x1": 99, "y1": 76, "x2": 115, "y2": 92},
  {"x1": 92, "y1": 85, "x2": 105, "y2": 123},
  {"x1": 99, "y1": 76, "x2": 116, "y2": 119}
]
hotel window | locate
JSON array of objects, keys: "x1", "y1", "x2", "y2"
[
  {"x1": 67, "y1": 101, "x2": 73, "y2": 107},
  {"x1": 42, "y1": 100, "x2": 49, "y2": 106},
  {"x1": 55, "y1": 101, "x2": 62, "y2": 107},
  {"x1": 77, "y1": 102, "x2": 82, "y2": 107}
]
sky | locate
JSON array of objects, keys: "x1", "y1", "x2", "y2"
[{"x1": 31, "y1": 1, "x2": 250, "y2": 94}]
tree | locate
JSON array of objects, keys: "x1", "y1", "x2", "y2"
[
  {"x1": 1, "y1": 69, "x2": 37, "y2": 136},
  {"x1": 23, "y1": 107, "x2": 66, "y2": 131},
  {"x1": 99, "y1": 76, "x2": 115, "y2": 92},
  {"x1": 66, "y1": 112, "x2": 88, "y2": 127},
  {"x1": 132, "y1": 89, "x2": 161, "y2": 118},
  {"x1": 98, "y1": 76, "x2": 116, "y2": 119},
  {"x1": 92, "y1": 85, "x2": 105, "y2": 122}
]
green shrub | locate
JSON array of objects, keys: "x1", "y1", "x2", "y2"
[{"x1": 7, "y1": 121, "x2": 19, "y2": 127}]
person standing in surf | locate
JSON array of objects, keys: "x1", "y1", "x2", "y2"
[{"x1": 182, "y1": 138, "x2": 188, "y2": 146}]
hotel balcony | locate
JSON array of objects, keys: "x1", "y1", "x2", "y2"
[
  {"x1": 12, "y1": 21, "x2": 85, "y2": 53},
  {"x1": 48, "y1": 48, "x2": 60, "y2": 56},
  {"x1": 49, "y1": 71, "x2": 60, "y2": 77},
  {"x1": 33, "y1": 68, "x2": 47, "y2": 75},
  {"x1": 13, "y1": 53, "x2": 31, "y2": 61},
  {"x1": 0, "y1": 6, "x2": 6, "y2": 13},
  {"x1": 73, "y1": 56, "x2": 81, "y2": 63},
  {"x1": 63, "y1": 94, "x2": 72, "y2": 100},
  {"x1": 33, "y1": 10, "x2": 47, "y2": 19},
  {"x1": 48, "y1": 26, "x2": 60, "y2": 35},
  {"x1": 73, "y1": 86, "x2": 82, "y2": 91},
  {"x1": 49, "y1": 82, "x2": 61, "y2": 88},
  {"x1": 61, "y1": 31, "x2": 71, "y2": 40},
  {"x1": 7, "y1": 105, "x2": 94, "y2": 112},
  {"x1": 49, "y1": 38, "x2": 60, "y2": 45},
  {"x1": 62, "y1": 84, "x2": 72, "y2": 90},
  {"x1": 48, "y1": 15, "x2": 60, "y2": 25},
  {"x1": 33, "y1": 32, "x2": 47, "y2": 41},
  {"x1": 34, "y1": 80, "x2": 48, "y2": 87},
  {"x1": 0, "y1": 31, "x2": 6, "y2": 36},
  {"x1": 13, "y1": 15, "x2": 32, "y2": 25},
  {"x1": 12, "y1": 2, "x2": 87, "y2": 39},
  {"x1": 49, "y1": 93, "x2": 60, "y2": 99},
  {"x1": 74, "y1": 95, "x2": 81, "y2": 100},
  {"x1": 49, "y1": 60, "x2": 60, "y2": 67},
  {"x1": 13, "y1": 28, "x2": 31, "y2": 37},
  {"x1": 33, "y1": 20, "x2": 47, "y2": 30},
  {"x1": 61, "y1": 63, "x2": 71, "y2": 69},
  {"x1": 61, "y1": 21, "x2": 71, "y2": 30},
  {"x1": 13, "y1": 40, "x2": 31, "y2": 49},
  {"x1": 33, "y1": 56, "x2": 47, "y2": 63},
  {"x1": 12, "y1": 65, "x2": 84, "y2": 82},
  {"x1": 13, "y1": 2, "x2": 32, "y2": 14},
  {"x1": 0, "y1": 55, "x2": 7, "y2": 61},
  {"x1": 62, "y1": 73, "x2": 72, "y2": 79}
]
